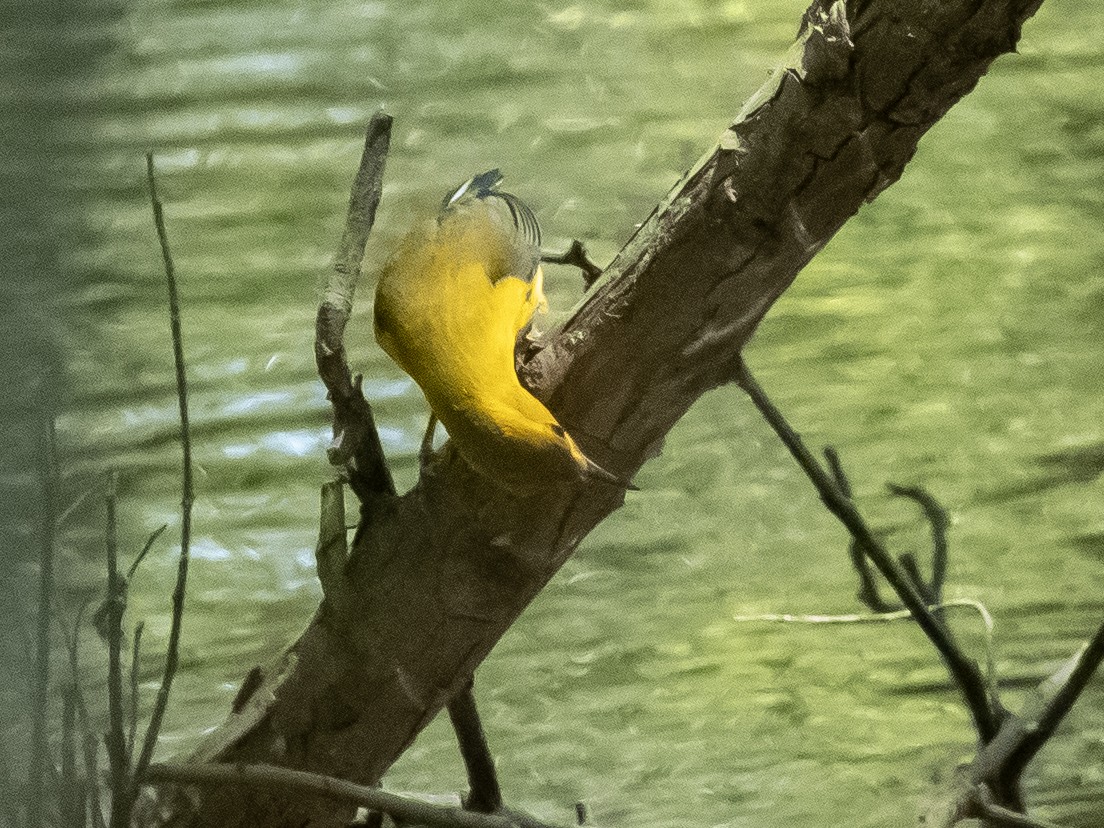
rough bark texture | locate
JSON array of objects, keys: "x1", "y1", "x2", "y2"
[{"x1": 152, "y1": 0, "x2": 1044, "y2": 824}]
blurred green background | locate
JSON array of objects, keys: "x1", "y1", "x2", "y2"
[{"x1": 1, "y1": 0, "x2": 1102, "y2": 825}]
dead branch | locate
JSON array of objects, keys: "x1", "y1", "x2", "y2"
[
  {"x1": 315, "y1": 112, "x2": 395, "y2": 502},
  {"x1": 734, "y1": 359, "x2": 1000, "y2": 741},
  {"x1": 142, "y1": 762, "x2": 563, "y2": 828},
  {"x1": 446, "y1": 679, "x2": 503, "y2": 813},
  {"x1": 823, "y1": 445, "x2": 897, "y2": 612}
]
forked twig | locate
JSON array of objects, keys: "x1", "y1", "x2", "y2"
[
  {"x1": 734, "y1": 358, "x2": 999, "y2": 742},
  {"x1": 136, "y1": 153, "x2": 194, "y2": 779},
  {"x1": 887, "y1": 482, "x2": 949, "y2": 603},
  {"x1": 824, "y1": 446, "x2": 896, "y2": 612}
]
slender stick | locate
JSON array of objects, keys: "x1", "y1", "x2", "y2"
[
  {"x1": 420, "y1": 414, "x2": 439, "y2": 472},
  {"x1": 824, "y1": 446, "x2": 896, "y2": 612},
  {"x1": 447, "y1": 681, "x2": 503, "y2": 813},
  {"x1": 127, "y1": 523, "x2": 168, "y2": 580},
  {"x1": 734, "y1": 359, "x2": 999, "y2": 742},
  {"x1": 541, "y1": 240, "x2": 603, "y2": 289},
  {"x1": 60, "y1": 686, "x2": 83, "y2": 828},
  {"x1": 316, "y1": 112, "x2": 396, "y2": 501},
  {"x1": 62, "y1": 603, "x2": 106, "y2": 828},
  {"x1": 136, "y1": 153, "x2": 194, "y2": 778},
  {"x1": 142, "y1": 763, "x2": 562, "y2": 828},
  {"x1": 127, "y1": 621, "x2": 145, "y2": 763},
  {"x1": 28, "y1": 415, "x2": 57, "y2": 828},
  {"x1": 104, "y1": 472, "x2": 131, "y2": 826}
]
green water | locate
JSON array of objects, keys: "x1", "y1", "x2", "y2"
[{"x1": 3, "y1": 0, "x2": 1103, "y2": 825}]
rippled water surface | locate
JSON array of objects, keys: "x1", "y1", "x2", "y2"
[{"x1": 3, "y1": 0, "x2": 1103, "y2": 825}]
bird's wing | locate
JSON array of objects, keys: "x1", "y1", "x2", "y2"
[{"x1": 441, "y1": 170, "x2": 542, "y2": 284}]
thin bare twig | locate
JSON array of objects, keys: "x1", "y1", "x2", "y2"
[
  {"x1": 886, "y1": 482, "x2": 949, "y2": 603},
  {"x1": 59, "y1": 601, "x2": 105, "y2": 828},
  {"x1": 127, "y1": 523, "x2": 168, "y2": 580},
  {"x1": 57, "y1": 485, "x2": 95, "y2": 529},
  {"x1": 60, "y1": 686, "x2": 84, "y2": 828},
  {"x1": 316, "y1": 112, "x2": 395, "y2": 501},
  {"x1": 104, "y1": 472, "x2": 131, "y2": 827},
  {"x1": 142, "y1": 762, "x2": 564, "y2": 828},
  {"x1": 28, "y1": 414, "x2": 57, "y2": 828},
  {"x1": 447, "y1": 679, "x2": 503, "y2": 813},
  {"x1": 136, "y1": 153, "x2": 194, "y2": 780},
  {"x1": 128, "y1": 621, "x2": 145, "y2": 763},
  {"x1": 420, "y1": 413, "x2": 439, "y2": 472},
  {"x1": 541, "y1": 240, "x2": 603, "y2": 289},
  {"x1": 734, "y1": 359, "x2": 1000, "y2": 742},
  {"x1": 824, "y1": 446, "x2": 897, "y2": 612}
]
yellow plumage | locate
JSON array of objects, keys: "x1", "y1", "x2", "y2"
[{"x1": 374, "y1": 171, "x2": 618, "y2": 496}]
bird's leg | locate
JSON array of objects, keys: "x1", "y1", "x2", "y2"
[
  {"x1": 419, "y1": 413, "x2": 438, "y2": 473},
  {"x1": 447, "y1": 679, "x2": 503, "y2": 813}
]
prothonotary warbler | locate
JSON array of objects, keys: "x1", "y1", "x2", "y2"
[{"x1": 374, "y1": 169, "x2": 627, "y2": 496}]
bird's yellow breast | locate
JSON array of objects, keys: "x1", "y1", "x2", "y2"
[{"x1": 374, "y1": 202, "x2": 585, "y2": 494}]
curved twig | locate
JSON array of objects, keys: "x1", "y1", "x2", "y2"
[
  {"x1": 887, "y1": 482, "x2": 949, "y2": 602},
  {"x1": 135, "y1": 153, "x2": 194, "y2": 781},
  {"x1": 127, "y1": 523, "x2": 169, "y2": 580}
]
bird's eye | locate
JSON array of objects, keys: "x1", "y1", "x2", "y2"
[{"x1": 550, "y1": 424, "x2": 566, "y2": 439}]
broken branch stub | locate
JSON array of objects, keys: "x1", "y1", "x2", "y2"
[{"x1": 315, "y1": 112, "x2": 396, "y2": 502}]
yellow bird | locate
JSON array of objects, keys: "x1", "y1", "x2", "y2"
[{"x1": 374, "y1": 170, "x2": 625, "y2": 496}]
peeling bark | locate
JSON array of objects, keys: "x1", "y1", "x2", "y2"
[{"x1": 148, "y1": 0, "x2": 1045, "y2": 824}]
